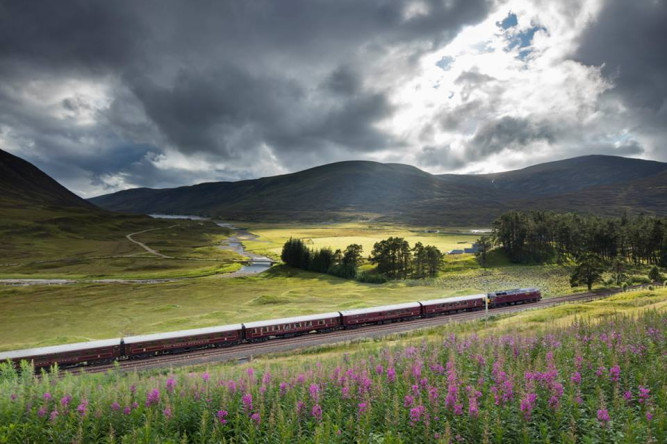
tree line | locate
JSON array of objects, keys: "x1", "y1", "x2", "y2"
[
  {"x1": 281, "y1": 237, "x2": 443, "y2": 281},
  {"x1": 489, "y1": 211, "x2": 667, "y2": 266}
]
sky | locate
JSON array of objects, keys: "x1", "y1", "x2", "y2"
[{"x1": 1, "y1": 0, "x2": 666, "y2": 197}]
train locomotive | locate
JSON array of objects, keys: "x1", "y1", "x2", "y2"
[{"x1": 0, "y1": 288, "x2": 540, "y2": 370}]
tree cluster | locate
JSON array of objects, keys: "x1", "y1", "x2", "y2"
[
  {"x1": 369, "y1": 237, "x2": 443, "y2": 279},
  {"x1": 491, "y1": 211, "x2": 667, "y2": 266},
  {"x1": 280, "y1": 238, "x2": 363, "y2": 279}
]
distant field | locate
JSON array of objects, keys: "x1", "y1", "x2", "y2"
[{"x1": 237, "y1": 222, "x2": 481, "y2": 258}]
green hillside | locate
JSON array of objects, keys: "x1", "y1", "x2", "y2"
[{"x1": 90, "y1": 155, "x2": 667, "y2": 224}]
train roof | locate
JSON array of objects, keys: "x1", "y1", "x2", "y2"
[
  {"x1": 123, "y1": 324, "x2": 243, "y2": 345},
  {"x1": 339, "y1": 302, "x2": 421, "y2": 317},
  {"x1": 0, "y1": 338, "x2": 121, "y2": 361},
  {"x1": 419, "y1": 294, "x2": 486, "y2": 306},
  {"x1": 488, "y1": 288, "x2": 540, "y2": 296},
  {"x1": 243, "y1": 312, "x2": 341, "y2": 329}
]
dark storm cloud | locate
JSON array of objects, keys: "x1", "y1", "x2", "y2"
[
  {"x1": 467, "y1": 116, "x2": 556, "y2": 160},
  {"x1": 0, "y1": 0, "x2": 493, "y2": 194},
  {"x1": 575, "y1": 0, "x2": 667, "y2": 128}
]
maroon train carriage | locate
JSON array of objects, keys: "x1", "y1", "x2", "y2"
[
  {"x1": 487, "y1": 288, "x2": 541, "y2": 308},
  {"x1": 123, "y1": 324, "x2": 243, "y2": 359},
  {"x1": 0, "y1": 339, "x2": 122, "y2": 370},
  {"x1": 243, "y1": 312, "x2": 341, "y2": 342},
  {"x1": 340, "y1": 302, "x2": 422, "y2": 328},
  {"x1": 420, "y1": 294, "x2": 486, "y2": 317}
]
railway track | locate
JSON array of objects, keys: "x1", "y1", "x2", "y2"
[{"x1": 68, "y1": 289, "x2": 614, "y2": 376}]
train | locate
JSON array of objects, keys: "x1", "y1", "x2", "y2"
[{"x1": 0, "y1": 288, "x2": 540, "y2": 370}]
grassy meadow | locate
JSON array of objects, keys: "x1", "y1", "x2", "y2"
[
  {"x1": 3, "y1": 218, "x2": 657, "y2": 352},
  {"x1": 0, "y1": 212, "x2": 242, "y2": 279},
  {"x1": 1, "y1": 288, "x2": 665, "y2": 443}
]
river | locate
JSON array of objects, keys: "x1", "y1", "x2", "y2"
[{"x1": 150, "y1": 215, "x2": 273, "y2": 276}]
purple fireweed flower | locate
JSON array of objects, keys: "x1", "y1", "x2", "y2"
[
  {"x1": 412, "y1": 363, "x2": 422, "y2": 380},
  {"x1": 49, "y1": 410, "x2": 58, "y2": 422},
  {"x1": 410, "y1": 405, "x2": 426, "y2": 424},
  {"x1": 242, "y1": 393, "x2": 253, "y2": 412},
  {"x1": 469, "y1": 404, "x2": 479, "y2": 418},
  {"x1": 358, "y1": 402, "x2": 368, "y2": 416},
  {"x1": 549, "y1": 396, "x2": 560, "y2": 409},
  {"x1": 217, "y1": 409, "x2": 228, "y2": 424},
  {"x1": 597, "y1": 409, "x2": 610, "y2": 426},
  {"x1": 77, "y1": 401, "x2": 88, "y2": 417},
  {"x1": 145, "y1": 389, "x2": 160, "y2": 407},
  {"x1": 166, "y1": 378, "x2": 176, "y2": 393},
  {"x1": 251, "y1": 412, "x2": 261, "y2": 425},
  {"x1": 60, "y1": 395, "x2": 72, "y2": 407},
  {"x1": 428, "y1": 386, "x2": 439, "y2": 404},
  {"x1": 609, "y1": 365, "x2": 620, "y2": 382},
  {"x1": 595, "y1": 366, "x2": 605, "y2": 378},
  {"x1": 387, "y1": 367, "x2": 396, "y2": 382},
  {"x1": 163, "y1": 407, "x2": 172, "y2": 419},
  {"x1": 111, "y1": 402, "x2": 120, "y2": 411},
  {"x1": 296, "y1": 374, "x2": 305, "y2": 384},
  {"x1": 297, "y1": 400, "x2": 305, "y2": 415},
  {"x1": 132, "y1": 401, "x2": 139, "y2": 410},
  {"x1": 123, "y1": 406, "x2": 131, "y2": 415},
  {"x1": 638, "y1": 386, "x2": 650, "y2": 404},
  {"x1": 279, "y1": 382, "x2": 287, "y2": 396},
  {"x1": 247, "y1": 367, "x2": 254, "y2": 378},
  {"x1": 130, "y1": 384, "x2": 137, "y2": 395},
  {"x1": 404, "y1": 395, "x2": 414, "y2": 408},
  {"x1": 10, "y1": 394, "x2": 17, "y2": 401},
  {"x1": 227, "y1": 380, "x2": 237, "y2": 393},
  {"x1": 38, "y1": 407, "x2": 47, "y2": 417},
  {"x1": 571, "y1": 372, "x2": 581, "y2": 384},
  {"x1": 202, "y1": 372, "x2": 210, "y2": 382},
  {"x1": 454, "y1": 403, "x2": 463, "y2": 415},
  {"x1": 646, "y1": 411, "x2": 653, "y2": 422},
  {"x1": 624, "y1": 390, "x2": 632, "y2": 402},
  {"x1": 309, "y1": 383, "x2": 319, "y2": 401},
  {"x1": 375, "y1": 364, "x2": 383, "y2": 375},
  {"x1": 262, "y1": 370, "x2": 271, "y2": 385},
  {"x1": 312, "y1": 404, "x2": 322, "y2": 421},
  {"x1": 43, "y1": 392, "x2": 52, "y2": 401}
]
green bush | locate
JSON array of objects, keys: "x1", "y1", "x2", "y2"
[{"x1": 356, "y1": 271, "x2": 388, "y2": 284}]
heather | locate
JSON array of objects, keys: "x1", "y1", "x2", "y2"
[{"x1": 1, "y1": 308, "x2": 665, "y2": 442}]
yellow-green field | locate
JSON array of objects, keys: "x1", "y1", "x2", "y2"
[
  {"x1": 0, "y1": 220, "x2": 623, "y2": 352},
  {"x1": 238, "y1": 222, "x2": 481, "y2": 259},
  {"x1": 0, "y1": 262, "x2": 593, "y2": 351}
]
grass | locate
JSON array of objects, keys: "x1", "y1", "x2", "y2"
[
  {"x1": 0, "y1": 209, "x2": 243, "y2": 279},
  {"x1": 1, "y1": 288, "x2": 664, "y2": 443},
  {"x1": 0, "y1": 262, "x2": 624, "y2": 352}
]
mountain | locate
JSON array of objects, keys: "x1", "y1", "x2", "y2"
[
  {"x1": 90, "y1": 155, "x2": 667, "y2": 225},
  {"x1": 437, "y1": 155, "x2": 667, "y2": 197},
  {"x1": 0, "y1": 149, "x2": 95, "y2": 209}
]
